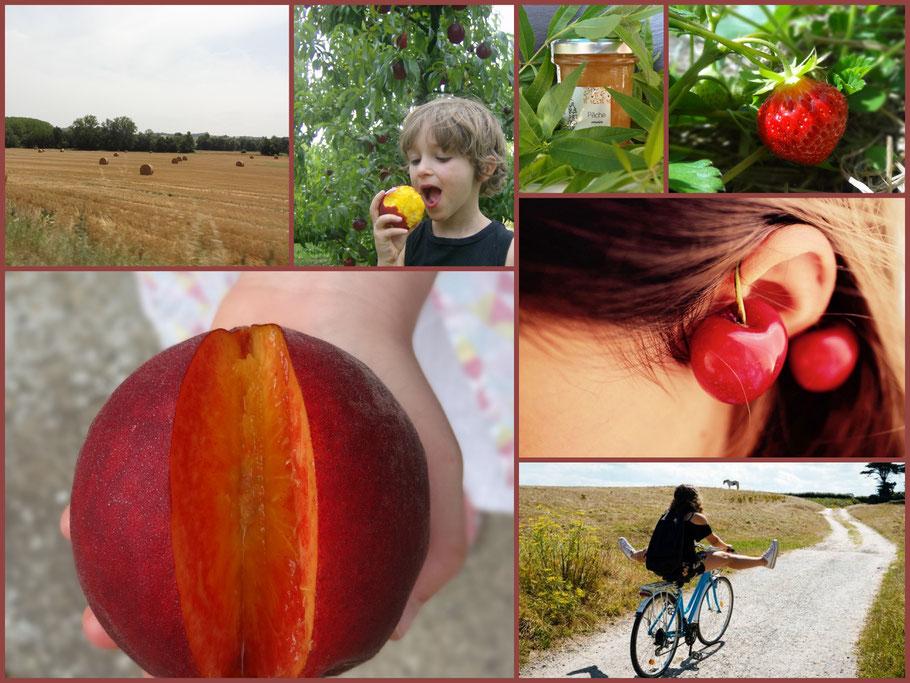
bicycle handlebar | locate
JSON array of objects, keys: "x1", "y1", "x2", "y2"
[{"x1": 696, "y1": 543, "x2": 735, "y2": 553}]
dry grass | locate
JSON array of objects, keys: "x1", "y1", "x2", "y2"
[
  {"x1": 519, "y1": 485, "x2": 830, "y2": 664},
  {"x1": 849, "y1": 503, "x2": 905, "y2": 678},
  {"x1": 4, "y1": 148, "x2": 289, "y2": 266}
]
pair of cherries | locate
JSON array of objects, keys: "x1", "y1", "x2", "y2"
[{"x1": 689, "y1": 272, "x2": 859, "y2": 405}]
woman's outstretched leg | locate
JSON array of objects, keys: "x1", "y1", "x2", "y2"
[
  {"x1": 618, "y1": 537, "x2": 647, "y2": 563},
  {"x1": 705, "y1": 539, "x2": 778, "y2": 570}
]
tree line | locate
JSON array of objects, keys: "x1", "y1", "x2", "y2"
[{"x1": 5, "y1": 115, "x2": 289, "y2": 156}]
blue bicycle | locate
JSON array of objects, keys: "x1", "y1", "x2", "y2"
[{"x1": 629, "y1": 544, "x2": 734, "y2": 677}]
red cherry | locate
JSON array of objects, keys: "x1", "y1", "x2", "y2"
[
  {"x1": 788, "y1": 323, "x2": 859, "y2": 392},
  {"x1": 690, "y1": 299, "x2": 788, "y2": 405},
  {"x1": 343, "y1": 257, "x2": 355, "y2": 267}
]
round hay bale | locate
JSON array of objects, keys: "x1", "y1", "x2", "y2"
[
  {"x1": 99, "y1": 157, "x2": 108, "y2": 165},
  {"x1": 60, "y1": 149, "x2": 64, "y2": 152},
  {"x1": 38, "y1": 149, "x2": 45, "y2": 153},
  {"x1": 113, "y1": 152, "x2": 119, "y2": 157},
  {"x1": 274, "y1": 154, "x2": 279, "y2": 159},
  {"x1": 139, "y1": 164, "x2": 154, "y2": 176},
  {"x1": 249, "y1": 155, "x2": 254, "y2": 159},
  {"x1": 182, "y1": 155, "x2": 187, "y2": 161},
  {"x1": 171, "y1": 157, "x2": 180, "y2": 164},
  {"x1": 236, "y1": 161, "x2": 245, "y2": 167}
]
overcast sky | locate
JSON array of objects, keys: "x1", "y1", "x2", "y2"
[
  {"x1": 5, "y1": 5, "x2": 288, "y2": 137},
  {"x1": 519, "y1": 463, "x2": 905, "y2": 496}
]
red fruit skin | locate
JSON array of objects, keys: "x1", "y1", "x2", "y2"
[
  {"x1": 447, "y1": 23, "x2": 465, "y2": 44},
  {"x1": 690, "y1": 299, "x2": 789, "y2": 404},
  {"x1": 756, "y1": 78, "x2": 848, "y2": 165},
  {"x1": 788, "y1": 323, "x2": 860, "y2": 392},
  {"x1": 475, "y1": 42, "x2": 492, "y2": 59},
  {"x1": 396, "y1": 33, "x2": 407, "y2": 49},
  {"x1": 71, "y1": 327, "x2": 429, "y2": 678},
  {"x1": 352, "y1": 218, "x2": 367, "y2": 232},
  {"x1": 392, "y1": 62, "x2": 406, "y2": 80}
]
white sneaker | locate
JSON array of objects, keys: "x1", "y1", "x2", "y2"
[
  {"x1": 762, "y1": 539, "x2": 779, "y2": 568},
  {"x1": 618, "y1": 537, "x2": 635, "y2": 561}
]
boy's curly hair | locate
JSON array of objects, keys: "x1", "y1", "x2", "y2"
[{"x1": 399, "y1": 96, "x2": 509, "y2": 197}]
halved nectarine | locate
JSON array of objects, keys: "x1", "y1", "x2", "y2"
[{"x1": 70, "y1": 324, "x2": 429, "y2": 677}]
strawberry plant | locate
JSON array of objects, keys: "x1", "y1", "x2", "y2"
[
  {"x1": 668, "y1": 4, "x2": 905, "y2": 192},
  {"x1": 518, "y1": 5, "x2": 663, "y2": 193},
  {"x1": 294, "y1": 5, "x2": 513, "y2": 265}
]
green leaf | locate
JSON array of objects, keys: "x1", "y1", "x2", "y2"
[
  {"x1": 547, "y1": 5, "x2": 576, "y2": 41},
  {"x1": 519, "y1": 91, "x2": 542, "y2": 140},
  {"x1": 847, "y1": 86, "x2": 886, "y2": 113},
  {"x1": 614, "y1": 21, "x2": 659, "y2": 87},
  {"x1": 519, "y1": 112, "x2": 543, "y2": 154},
  {"x1": 524, "y1": 52, "x2": 555, "y2": 111},
  {"x1": 865, "y1": 145, "x2": 890, "y2": 171},
  {"x1": 564, "y1": 171, "x2": 597, "y2": 193},
  {"x1": 605, "y1": 88, "x2": 655, "y2": 129},
  {"x1": 832, "y1": 54, "x2": 875, "y2": 95},
  {"x1": 571, "y1": 15, "x2": 621, "y2": 40},
  {"x1": 537, "y1": 61, "x2": 586, "y2": 138},
  {"x1": 549, "y1": 136, "x2": 647, "y2": 173},
  {"x1": 585, "y1": 170, "x2": 629, "y2": 192},
  {"x1": 518, "y1": 7, "x2": 534, "y2": 62},
  {"x1": 644, "y1": 107, "x2": 663, "y2": 169},
  {"x1": 668, "y1": 159, "x2": 724, "y2": 193},
  {"x1": 551, "y1": 126, "x2": 641, "y2": 145},
  {"x1": 638, "y1": 81, "x2": 664, "y2": 109}
]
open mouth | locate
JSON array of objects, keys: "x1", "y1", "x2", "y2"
[{"x1": 420, "y1": 185, "x2": 442, "y2": 209}]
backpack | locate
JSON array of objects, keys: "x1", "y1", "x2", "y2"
[{"x1": 645, "y1": 509, "x2": 686, "y2": 578}]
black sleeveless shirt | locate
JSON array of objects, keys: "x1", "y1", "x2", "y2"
[{"x1": 404, "y1": 219, "x2": 513, "y2": 266}]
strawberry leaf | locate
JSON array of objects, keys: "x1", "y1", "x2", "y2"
[
  {"x1": 830, "y1": 54, "x2": 875, "y2": 95},
  {"x1": 668, "y1": 159, "x2": 724, "y2": 193}
]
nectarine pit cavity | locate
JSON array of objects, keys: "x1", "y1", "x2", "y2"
[{"x1": 169, "y1": 325, "x2": 316, "y2": 677}]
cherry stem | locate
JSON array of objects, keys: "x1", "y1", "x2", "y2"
[{"x1": 735, "y1": 262, "x2": 747, "y2": 326}]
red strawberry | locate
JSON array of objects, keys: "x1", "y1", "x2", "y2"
[{"x1": 757, "y1": 77, "x2": 847, "y2": 165}]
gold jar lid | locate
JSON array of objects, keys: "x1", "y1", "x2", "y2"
[{"x1": 551, "y1": 39, "x2": 634, "y2": 57}]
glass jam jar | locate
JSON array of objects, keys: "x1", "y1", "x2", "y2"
[{"x1": 551, "y1": 39, "x2": 639, "y2": 130}]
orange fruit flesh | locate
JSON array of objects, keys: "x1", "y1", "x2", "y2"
[{"x1": 170, "y1": 325, "x2": 317, "y2": 677}]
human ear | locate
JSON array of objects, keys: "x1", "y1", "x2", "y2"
[{"x1": 716, "y1": 224, "x2": 837, "y2": 337}]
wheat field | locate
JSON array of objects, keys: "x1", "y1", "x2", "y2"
[{"x1": 4, "y1": 148, "x2": 289, "y2": 265}]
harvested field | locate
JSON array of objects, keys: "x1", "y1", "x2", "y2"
[{"x1": 4, "y1": 149, "x2": 289, "y2": 266}]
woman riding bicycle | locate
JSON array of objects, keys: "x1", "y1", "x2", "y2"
[{"x1": 619, "y1": 484, "x2": 778, "y2": 583}]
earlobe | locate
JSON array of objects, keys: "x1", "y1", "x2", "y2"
[{"x1": 721, "y1": 225, "x2": 837, "y2": 337}]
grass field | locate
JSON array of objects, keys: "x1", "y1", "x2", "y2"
[
  {"x1": 848, "y1": 503, "x2": 905, "y2": 678},
  {"x1": 4, "y1": 148, "x2": 289, "y2": 266},
  {"x1": 518, "y1": 485, "x2": 830, "y2": 665}
]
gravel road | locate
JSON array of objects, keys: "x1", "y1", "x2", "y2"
[{"x1": 521, "y1": 508, "x2": 897, "y2": 678}]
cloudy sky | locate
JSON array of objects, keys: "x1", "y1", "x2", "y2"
[
  {"x1": 519, "y1": 462, "x2": 904, "y2": 496},
  {"x1": 5, "y1": 5, "x2": 288, "y2": 136}
]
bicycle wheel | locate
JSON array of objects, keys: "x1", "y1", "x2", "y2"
[
  {"x1": 696, "y1": 575, "x2": 734, "y2": 645},
  {"x1": 630, "y1": 591, "x2": 681, "y2": 677}
]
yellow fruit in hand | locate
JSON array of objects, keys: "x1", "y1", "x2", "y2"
[{"x1": 379, "y1": 186, "x2": 425, "y2": 231}]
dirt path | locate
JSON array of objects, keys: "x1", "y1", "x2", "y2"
[{"x1": 520, "y1": 508, "x2": 896, "y2": 678}]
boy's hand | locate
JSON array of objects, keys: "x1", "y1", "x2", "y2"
[{"x1": 370, "y1": 190, "x2": 409, "y2": 266}]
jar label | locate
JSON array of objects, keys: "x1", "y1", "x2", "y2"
[{"x1": 564, "y1": 87, "x2": 612, "y2": 129}]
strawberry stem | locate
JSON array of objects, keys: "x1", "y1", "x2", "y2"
[
  {"x1": 737, "y1": 37, "x2": 792, "y2": 78},
  {"x1": 735, "y1": 262, "x2": 747, "y2": 326},
  {"x1": 720, "y1": 147, "x2": 768, "y2": 185}
]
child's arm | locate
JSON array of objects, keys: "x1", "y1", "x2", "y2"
[{"x1": 370, "y1": 190, "x2": 409, "y2": 266}]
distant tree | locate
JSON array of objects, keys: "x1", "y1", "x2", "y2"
[
  {"x1": 196, "y1": 132, "x2": 212, "y2": 150},
  {"x1": 101, "y1": 116, "x2": 137, "y2": 150},
  {"x1": 178, "y1": 131, "x2": 195, "y2": 154},
  {"x1": 134, "y1": 129, "x2": 154, "y2": 152},
  {"x1": 861, "y1": 463, "x2": 905, "y2": 502},
  {"x1": 259, "y1": 136, "x2": 275, "y2": 156},
  {"x1": 53, "y1": 126, "x2": 64, "y2": 148},
  {"x1": 71, "y1": 115, "x2": 101, "y2": 149},
  {"x1": 5, "y1": 116, "x2": 55, "y2": 147}
]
